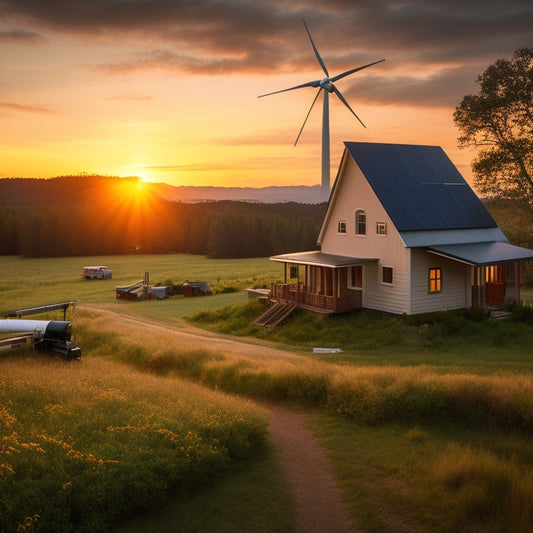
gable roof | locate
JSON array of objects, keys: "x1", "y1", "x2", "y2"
[{"x1": 341, "y1": 142, "x2": 497, "y2": 232}]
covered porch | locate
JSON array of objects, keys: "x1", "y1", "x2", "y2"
[
  {"x1": 428, "y1": 241, "x2": 533, "y2": 309},
  {"x1": 269, "y1": 251, "x2": 378, "y2": 313}
]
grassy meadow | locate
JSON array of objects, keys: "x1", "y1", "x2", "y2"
[{"x1": 1, "y1": 254, "x2": 533, "y2": 532}]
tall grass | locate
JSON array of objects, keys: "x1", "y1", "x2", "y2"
[
  {"x1": 0, "y1": 355, "x2": 267, "y2": 532},
  {"x1": 327, "y1": 366, "x2": 533, "y2": 432},
  {"x1": 75, "y1": 307, "x2": 533, "y2": 436},
  {"x1": 309, "y1": 412, "x2": 533, "y2": 533},
  {"x1": 433, "y1": 444, "x2": 533, "y2": 532}
]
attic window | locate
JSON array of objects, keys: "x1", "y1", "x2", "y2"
[
  {"x1": 376, "y1": 222, "x2": 387, "y2": 235},
  {"x1": 355, "y1": 210, "x2": 366, "y2": 235},
  {"x1": 337, "y1": 220, "x2": 347, "y2": 234},
  {"x1": 428, "y1": 267, "x2": 442, "y2": 293}
]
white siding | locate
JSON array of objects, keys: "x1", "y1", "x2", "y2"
[
  {"x1": 409, "y1": 248, "x2": 469, "y2": 314},
  {"x1": 321, "y1": 156, "x2": 409, "y2": 314}
]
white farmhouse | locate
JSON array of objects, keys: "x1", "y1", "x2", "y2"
[{"x1": 269, "y1": 142, "x2": 533, "y2": 316}]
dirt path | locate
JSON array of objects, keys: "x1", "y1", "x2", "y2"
[
  {"x1": 80, "y1": 306, "x2": 357, "y2": 531},
  {"x1": 267, "y1": 405, "x2": 356, "y2": 532}
]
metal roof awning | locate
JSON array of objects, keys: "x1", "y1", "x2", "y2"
[
  {"x1": 428, "y1": 241, "x2": 533, "y2": 266},
  {"x1": 270, "y1": 251, "x2": 378, "y2": 268}
]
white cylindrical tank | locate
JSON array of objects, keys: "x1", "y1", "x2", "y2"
[{"x1": 0, "y1": 319, "x2": 51, "y2": 338}]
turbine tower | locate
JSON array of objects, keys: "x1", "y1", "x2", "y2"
[{"x1": 259, "y1": 19, "x2": 385, "y2": 202}]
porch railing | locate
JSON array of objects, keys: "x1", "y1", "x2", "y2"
[{"x1": 270, "y1": 283, "x2": 358, "y2": 313}]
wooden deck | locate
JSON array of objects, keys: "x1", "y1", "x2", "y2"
[{"x1": 270, "y1": 283, "x2": 361, "y2": 314}]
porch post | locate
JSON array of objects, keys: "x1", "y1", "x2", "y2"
[
  {"x1": 515, "y1": 262, "x2": 521, "y2": 304},
  {"x1": 481, "y1": 266, "x2": 486, "y2": 307},
  {"x1": 332, "y1": 268, "x2": 337, "y2": 312},
  {"x1": 297, "y1": 265, "x2": 301, "y2": 303}
]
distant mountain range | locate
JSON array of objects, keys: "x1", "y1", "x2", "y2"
[
  {"x1": 149, "y1": 183, "x2": 323, "y2": 204},
  {"x1": 0, "y1": 176, "x2": 324, "y2": 206}
]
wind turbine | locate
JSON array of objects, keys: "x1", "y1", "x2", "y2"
[{"x1": 259, "y1": 19, "x2": 385, "y2": 202}]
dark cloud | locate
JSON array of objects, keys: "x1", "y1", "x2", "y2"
[
  {"x1": 0, "y1": 102, "x2": 57, "y2": 114},
  {"x1": 0, "y1": 28, "x2": 43, "y2": 43},
  {"x1": 343, "y1": 66, "x2": 480, "y2": 108},
  {"x1": 1, "y1": 0, "x2": 531, "y2": 107}
]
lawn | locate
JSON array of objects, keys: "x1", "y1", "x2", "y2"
[{"x1": 0, "y1": 254, "x2": 281, "y2": 314}]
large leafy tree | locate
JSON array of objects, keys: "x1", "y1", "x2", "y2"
[{"x1": 454, "y1": 48, "x2": 533, "y2": 205}]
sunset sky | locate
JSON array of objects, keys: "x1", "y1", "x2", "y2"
[{"x1": 1, "y1": 0, "x2": 531, "y2": 190}]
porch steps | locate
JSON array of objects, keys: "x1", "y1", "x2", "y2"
[{"x1": 253, "y1": 301, "x2": 298, "y2": 327}]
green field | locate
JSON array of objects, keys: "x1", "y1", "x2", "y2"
[
  {"x1": 1, "y1": 254, "x2": 533, "y2": 532},
  {"x1": 0, "y1": 254, "x2": 281, "y2": 313}
]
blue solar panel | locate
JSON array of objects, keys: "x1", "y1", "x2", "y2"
[{"x1": 343, "y1": 142, "x2": 497, "y2": 231}]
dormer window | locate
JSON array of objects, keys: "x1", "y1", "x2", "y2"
[
  {"x1": 355, "y1": 209, "x2": 366, "y2": 235},
  {"x1": 337, "y1": 220, "x2": 347, "y2": 234}
]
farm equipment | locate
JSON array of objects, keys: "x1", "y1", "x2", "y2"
[
  {"x1": 1, "y1": 302, "x2": 81, "y2": 360},
  {"x1": 0, "y1": 319, "x2": 81, "y2": 360},
  {"x1": 115, "y1": 272, "x2": 169, "y2": 300}
]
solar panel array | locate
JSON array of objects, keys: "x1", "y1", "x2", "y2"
[{"x1": 343, "y1": 142, "x2": 497, "y2": 231}]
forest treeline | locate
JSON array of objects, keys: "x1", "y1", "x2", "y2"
[
  {"x1": 0, "y1": 176, "x2": 326, "y2": 258},
  {"x1": 1, "y1": 176, "x2": 532, "y2": 261}
]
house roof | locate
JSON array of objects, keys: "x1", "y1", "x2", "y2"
[
  {"x1": 342, "y1": 142, "x2": 498, "y2": 232},
  {"x1": 270, "y1": 251, "x2": 378, "y2": 268},
  {"x1": 428, "y1": 241, "x2": 533, "y2": 266},
  {"x1": 399, "y1": 227, "x2": 507, "y2": 248}
]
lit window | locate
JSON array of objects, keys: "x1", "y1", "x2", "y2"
[
  {"x1": 355, "y1": 210, "x2": 366, "y2": 235},
  {"x1": 376, "y1": 222, "x2": 387, "y2": 235},
  {"x1": 337, "y1": 220, "x2": 347, "y2": 234},
  {"x1": 428, "y1": 267, "x2": 442, "y2": 293},
  {"x1": 382, "y1": 266, "x2": 393, "y2": 285},
  {"x1": 350, "y1": 265, "x2": 362, "y2": 288}
]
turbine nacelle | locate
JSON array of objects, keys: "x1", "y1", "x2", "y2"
[{"x1": 319, "y1": 78, "x2": 334, "y2": 92}]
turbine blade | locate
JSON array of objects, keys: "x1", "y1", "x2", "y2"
[
  {"x1": 294, "y1": 88, "x2": 322, "y2": 146},
  {"x1": 330, "y1": 58, "x2": 385, "y2": 83},
  {"x1": 302, "y1": 19, "x2": 329, "y2": 78},
  {"x1": 258, "y1": 79, "x2": 321, "y2": 98},
  {"x1": 332, "y1": 85, "x2": 366, "y2": 128}
]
